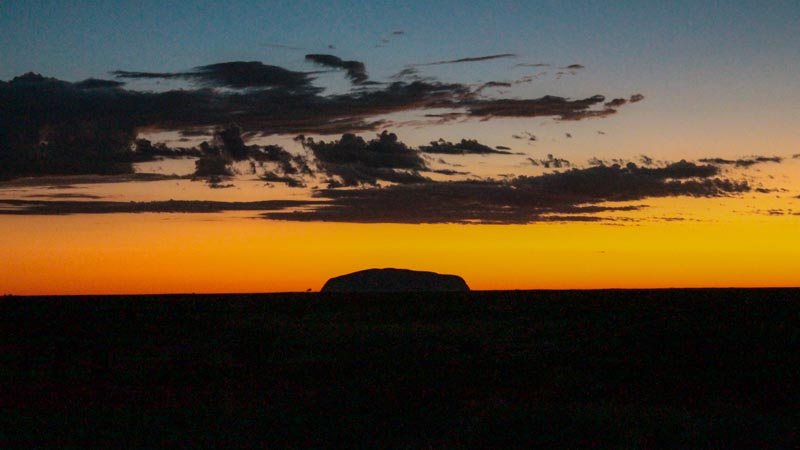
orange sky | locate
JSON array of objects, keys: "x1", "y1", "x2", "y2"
[{"x1": 2, "y1": 196, "x2": 798, "y2": 295}]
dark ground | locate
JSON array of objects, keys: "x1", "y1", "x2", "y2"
[{"x1": 1, "y1": 289, "x2": 798, "y2": 448}]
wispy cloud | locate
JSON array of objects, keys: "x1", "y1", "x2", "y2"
[
  {"x1": 304, "y1": 54, "x2": 371, "y2": 85},
  {"x1": 698, "y1": 156, "x2": 783, "y2": 167},
  {"x1": 261, "y1": 161, "x2": 747, "y2": 224},
  {"x1": 413, "y1": 53, "x2": 517, "y2": 66},
  {"x1": 419, "y1": 139, "x2": 516, "y2": 155}
]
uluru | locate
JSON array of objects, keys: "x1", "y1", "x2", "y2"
[{"x1": 321, "y1": 268, "x2": 470, "y2": 293}]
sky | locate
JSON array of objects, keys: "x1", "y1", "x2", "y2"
[{"x1": 1, "y1": 0, "x2": 799, "y2": 294}]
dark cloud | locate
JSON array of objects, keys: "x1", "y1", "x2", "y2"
[
  {"x1": 605, "y1": 98, "x2": 627, "y2": 108},
  {"x1": 562, "y1": 64, "x2": 585, "y2": 70},
  {"x1": 560, "y1": 109, "x2": 616, "y2": 121},
  {"x1": 638, "y1": 155, "x2": 655, "y2": 166},
  {"x1": 466, "y1": 95, "x2": 614, "y2": 120},
  {"x1": 298, "y1": 131, "x2": 429, "y2": 186},
  {"x1": 193, "y1": 154, "x2": 233, "y2": 178},
  {"x1": 6, "y1": 71, "x2": 621, "y2": 144},
  {"x1": 698, "y1": 156, "x2": 783, "y2": 167},
  {"x1": 23, "y1": 193, "x2": 103, "y2": 199},
  {"x1": 2, "y1": 55, "x2": 640, "y2": 180},
  {"x1": 0, "y1": 73, "x2": 142, "y2": 179},
  {"x1": 419, "y1": 138, "x2": 515, "y2": 155},
  {"x1": 512, "y1": 132, "x2": 537, "y2": 141},
  {"x1": 262, "y1": 161, "x2": 747, "y2": 224},
  {"x1": 305, "y1": 54, "x2": 370, "y2": 85},
  {"x1": 179, "y1": 128, "x2": 212, "y2": 137},
  {"x1": 475, "y1": 81, "x2": 512, "y2": 94},
  {"x1": 432, "y1": 169, "x2": 470, "y2": 176},
  {"x1": 420, "y1": 112, "x2": 466, "y2": 125},
  {"x1": 1, "y1": 73, "x2": 471, "y2": 180},
  {"x1": 390, "y1": 67, "x2": 421, "y2": 80},
  {"x1": 0, "y1": 158, "x2": 752, "y2": 224},
  {"x1": 629, "y1": 93, "x2": 645, "y2": 103},
  {"x1": 113, "y1": 61, "x2": 317, "y2": 91},
  {"x1": 528, "y1": 154, "x2": 571, "y2": 168},
  {"x1": 515, "y1": 63, "x2": 550, "y2": 68},
  {"x1": 261, "y1": 171, "x2": 306, "y2": 188},
  {"x1": 263, "y1": 181, "x2": 641, "y2": 224},
  {"x1": 73, "y1": 78, "x2": 126, "y2": 89},
  {"x1": 588, "y1": 157, "x2": 606, "y2": 166},
  {"x1": 511, "y1": 75, "x2": 537, "y2": 84},
  {"x1": 415, "y1": 53, "x2": 516, "y2": 66},
  {"x1": 192, "y1": 126, "x2": 311, "y2": 183},
  {"x1": 0, "y1": 199, "x2": 317, "y2": 215},
  {"x1": 134, "y1": 139, "x2": 202, "y2": 158},
  {"x1": 0, "y1": 173, "x2": 185, "y2": 188}
]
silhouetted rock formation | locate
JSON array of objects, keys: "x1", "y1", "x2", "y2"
[{"x1": 321, "y1": 268, "x2": 470, "y2": 293}]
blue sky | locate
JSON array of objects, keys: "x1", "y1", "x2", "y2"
[{"x1": 3, "y1": 0, "x2": 798, "y2": 83}]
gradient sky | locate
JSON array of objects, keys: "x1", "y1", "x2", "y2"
[{"x1": 1, "y1": 1, "x2": 799, "y2": 294}]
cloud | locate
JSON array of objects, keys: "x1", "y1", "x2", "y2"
[
  {"x1": 261, "y1": 160, "x2": 749, "y2": 224},
  {"x1": 73, "y1": 78, "x2": 126, "y2": 89},
  {"x1": 23, "y1": 193, "x2": 103, "y2": 199},
  {"x1": 432, "y1": 169, "x2": 470, "y2": 176},
  {"x1": 415, "y1": 53, "x2": 516, "y2": 66},
  {"x1": 390, "y1": 67, "x2": 421, "y2": 80},
  {"x1": 562, "y1": 64, "x2": 585, "y2": 70},
  {"x1": 298, "y1": 131, "x2": 429, "y2": 186},
  {"x1": 629, "y1": 93, "x2": 645, "y2": 103},
  {"x1": 638, "y1": 155, "x2": 655, "y2": 166},
  {"x1": 0, "y1": 173, "x2": 185, "y2": 189},
  {"x1": 0, "y1": 157, "x2": 753, "y2": 224},
  {"x1": 179, "y1": 128, "x2": 212, "y2": 137},
  {"x1": 191, "y1": 126, "x2": 313, "y2": 184},
  {"x1": 2, "y1": 55, "x2": 640, "y2": 179},
  {"x1": 528, "y1": 154, "x2": 571, "y2": 168},
  {"x1": 515, "y1": 63, "x2": 550, "y2": 68},
  {"x1": 262, "y1": 181, "x2": 641, "y2": 224},
  {"x1": 304, "y1": 54, "x2": 370, "y2": 85},
  {"x1": 475, "y1": 81, "x2": 512, "y2": 94},
  {"x1": 113, "y1": 61, "x2": 317, "y2": 91},
  {"x1": 512, "y1": 132, "x2": 537, "y2": 141},
  {"x1": 604, "y1": 98, "x2": 627, "y2": 108},
  {"x1": 0, "y1": 199, "x2": 317, "y2": 215},
  {"x1": 698, "y1": 156, "x2": 783, "y2": 167},
  {"x1": 466, "y1": 94, "x2": 615, "y2": 120},
  {"x1": 419, "y1": 138, "x2": 515, "y2": 155},
  {"x1": 261, "y1": 171, "x2": 306, "y2": 188}
]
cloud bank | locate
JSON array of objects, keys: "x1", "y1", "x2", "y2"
[
  {"x1": 1, "y1": 157, "x2": 751, "y2": 224},
  {"x1": 1, "y1": 55, "x2": 640, "y2": 180}
]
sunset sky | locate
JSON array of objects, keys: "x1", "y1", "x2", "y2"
[{"x1": 2, "y1": 1, "x2": 799, "y2": 294}]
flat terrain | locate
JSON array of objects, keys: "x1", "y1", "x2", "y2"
[{"x1": 2, "y1": 289, "x2": 799, "y2": 448}]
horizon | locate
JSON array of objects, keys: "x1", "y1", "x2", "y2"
[{"x1": 2, "y1": 1, "x2": 799, "y2": 295}]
